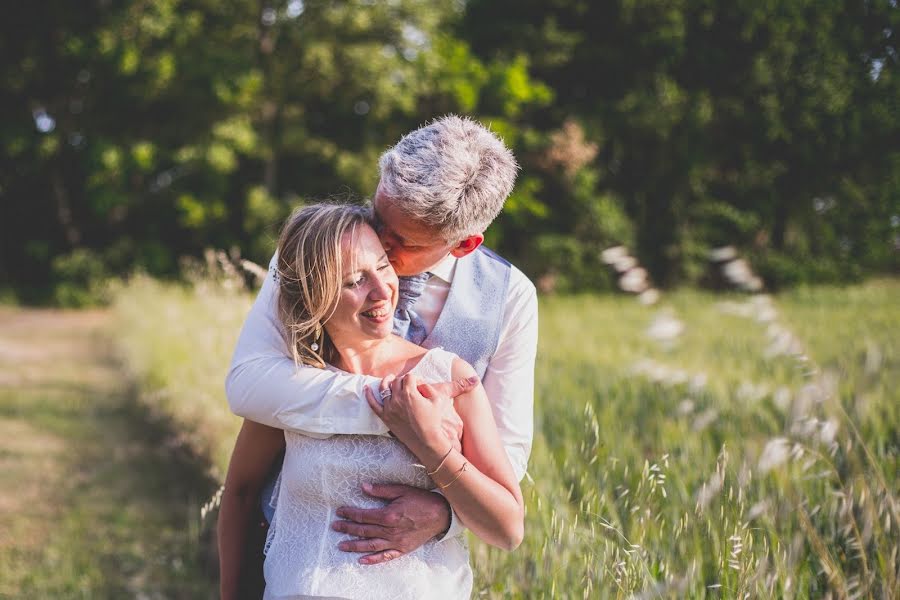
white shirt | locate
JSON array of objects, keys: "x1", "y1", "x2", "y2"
[{"x1": 225, "y1": 251, "x2": 538, "y2": 534}]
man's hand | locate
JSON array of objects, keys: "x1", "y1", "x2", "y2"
[
  {"x1": 420, "y1": 374, "x2": 479, "y2": 401},
  {"x1": 331, "y1": 483, "x2": 452, "y2": 564}
]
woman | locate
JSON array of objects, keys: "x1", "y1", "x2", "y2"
[{"x1": 218, "y1": 203, "x2": 524, "y2": 599}]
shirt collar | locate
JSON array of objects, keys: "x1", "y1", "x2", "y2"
[{"x1": 427, "y1": 253, "x2": 457, "y2": 284}]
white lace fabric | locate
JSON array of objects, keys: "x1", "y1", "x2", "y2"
[{"x1": 263, "y1": 348, "x2": 473, "y2": 600}]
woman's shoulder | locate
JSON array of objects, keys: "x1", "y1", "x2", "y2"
[{"x1": 412, "y1": 347, "x2": 476, "y2": 383}]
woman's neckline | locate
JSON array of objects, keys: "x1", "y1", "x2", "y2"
[{"x1": 326, "y1": 340, "x2": 435, "y2": 378}]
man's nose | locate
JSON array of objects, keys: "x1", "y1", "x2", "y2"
[{"x1": 378, "y1": 231, "x2": 395, "y2": 252}]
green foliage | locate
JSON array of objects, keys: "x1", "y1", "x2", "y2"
[
  {"x1": 463, "y1": 0, "x2": 900, "y2": 286},
  {"x1": 111, "y1": 273, "x2": 251, "y2": 474},
  {"x1": 1, "y1": 0, "x2": 897, "y2": 301},
  {"x1": 51, "y1": 249, "x2": 111, "y2": 307}
]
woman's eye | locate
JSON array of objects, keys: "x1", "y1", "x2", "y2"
[
  {"x1": 345, "y1": 276, "x2": 364, "y2": 288},
  {"x1": 377, "y1": 263, "x2": 390, "y2": 271}
]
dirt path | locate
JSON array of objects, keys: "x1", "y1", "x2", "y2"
[{"x1": 0, "y1": 307, "x2": 218, "y2": 598}]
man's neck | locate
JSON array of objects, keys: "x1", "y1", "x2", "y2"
[{"x1": 422, "y1": 253, "x2": 457, "y2": 284}]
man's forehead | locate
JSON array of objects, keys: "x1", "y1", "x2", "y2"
[{"x1": 373, "y1": 194, "x2": 440, "y2": 243}]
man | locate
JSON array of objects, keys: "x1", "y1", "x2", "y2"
[{"x1": 226, "y1": 115, "x2": 537, "y2": 569}]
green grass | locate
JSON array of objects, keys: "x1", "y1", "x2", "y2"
[
  {"x1": 0, "y1": 309, "x2": 219, "y2": 598},
  {"x1": 108, "y1": 276, "x2": 899, "y2": 598},
  {"x1": 110, "y1": 274, "x2": 252, "y2": 476}
]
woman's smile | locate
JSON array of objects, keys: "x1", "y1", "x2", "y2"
[
  {"x1": 360, "y1": 304, "x2": 392, "y2": 322},
  {"x1": 323, "y1": 224, "x2": 400, "y2": 350}
]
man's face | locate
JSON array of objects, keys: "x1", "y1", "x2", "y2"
[{"x1": 372, "y1": 183, "x2": 457, "y2": 276}]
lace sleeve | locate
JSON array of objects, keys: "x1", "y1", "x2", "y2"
[{"x1": 409, "y1": 347, "x2": 459, "y2": 383}]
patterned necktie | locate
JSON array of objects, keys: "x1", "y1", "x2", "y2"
[{"x1": 395, "y1": 272, "x2": 432, "y2": 345}]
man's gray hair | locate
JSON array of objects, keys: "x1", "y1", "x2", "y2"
[{"x1": 378, "y1": 115, "x2": 518, "y2": 241}]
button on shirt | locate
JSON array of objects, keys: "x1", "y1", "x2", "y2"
[{"x1": 226, "y1": 252, "x2": 538, "y2": 484}]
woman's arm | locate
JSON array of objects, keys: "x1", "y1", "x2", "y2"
[
  {"x1": 367, "y1": 359, "x2": 525, "y2": 550},
  {"x1": 218, "y1": 419, "x2": 286, "y2": 600}
]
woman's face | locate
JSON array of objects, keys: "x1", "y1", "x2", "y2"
[{"x1": 324, "y1": 223, "x2": 399, "y2": 346}]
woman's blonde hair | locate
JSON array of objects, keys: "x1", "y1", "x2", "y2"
[{"x1": 276, "y1": 202, "x2": 373, "y2": 368}]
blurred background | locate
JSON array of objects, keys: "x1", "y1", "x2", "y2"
[
  {"x1": 1, "y1": 1, "x2": 898, "y2": 599},
  {"x1": 2, "y1": 0, "x2": 897, "y2": 304}
]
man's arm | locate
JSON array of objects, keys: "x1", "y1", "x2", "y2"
[
  {"x1": 225, "y1": 253, "x2": 389, "y2": 436},
  {"x1": 480, "y1": 266, "x2": 538, "y2": 482},
  {"x1": 439, "y1": 266, "x2": 537, "y2": 540}
]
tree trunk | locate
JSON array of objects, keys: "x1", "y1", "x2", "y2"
[{"x1": 52, "y1": 165, "x2": 80, "y2": 247}]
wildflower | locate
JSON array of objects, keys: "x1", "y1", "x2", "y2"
[
  {"x1": 865, "y1": 341, "x2": 883, "y2": 374},
  {"x1": 692, "y1": 408, "x2": 718, "y2": 432},
  {"x1": 790, "y1": 417, "x2": 820, "y2": 439},
  {"x1": 723, "y1": 259, "x2": 753, "y2": 285},
  {"x1": 689, "y1": 373, "x2": 708, "y2": 392},
  {"x1": 819, "y1": 419, "x2": 839, "y2": 446},
  {"x1": 646, "y1": 312, "x2": 684, "y2": 342},
  {"x1": 601, "y1": 245, "x2": 628, "y2": 264},
  {"x1": 758, "y1": 438, "x2": 791, "y2": 473},
  {"x1": 746, "y1": 500, "x2": 770, "y2": 521},
  {"x1": 619, "y1": 267, "x2": 649, "y2": 292},
  {"x1": 755, "y1": 305, "x2": 778, "y2": 323},
  {"x1": 696, "y1": 472, "x2": 723, "y2": 509},
  {"x1": 240, "y1": 259, "x2": 268, "y2": 286},
  {"x1": 773, "y1": 387, "x2": 792, "y2": 412},
  {"x1": 677, "y1": 399, "x2": 695, "y2": 415},
  {"x1": 709, "y1": 246, "x2": 738, "y2": 262},
  {"x1": 792, "y1": 383, "x2": 823, "y2": 420},
  {"x1": 638, "y1": 288, "x2": 660, "y2": 305},
  {"x1": 613, "y1": 255, "x2": 638, "y2": 273}
]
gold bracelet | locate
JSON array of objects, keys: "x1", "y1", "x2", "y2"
[
  {"x1": 426, "y1": 447, "x2": 454, "y2": 476},
  {"x1": 437, "y1": 461, "x2": 468, "y2": 490}
]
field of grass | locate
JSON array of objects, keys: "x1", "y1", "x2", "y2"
[
  {"x1": 0, "y1": 309, "x2": 219, "y2": 598},
  {"x1": 108, "y1": 274, "x2": 899, "y2": 598}
]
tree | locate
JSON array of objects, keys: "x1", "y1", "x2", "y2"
[{"x1": 461, "y1": 0, "x2": 899, "y2": 286}]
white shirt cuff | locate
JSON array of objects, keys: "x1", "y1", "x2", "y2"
[{"x1": 431, "y1": 488, "x2": 465, "y2": 542}]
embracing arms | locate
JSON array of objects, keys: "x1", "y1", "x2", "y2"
[
  {"x1": 226, "y1": 254, "x2": 473, "y2": 442},
  {"x1": 367, "y1": 359, "x2": 525, "y2": 551},
  {"x1": 226, "y1": 255, "x2": 536, "y2": 558}
]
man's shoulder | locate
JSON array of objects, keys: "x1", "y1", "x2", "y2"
[
  {"x1": 475, "y1": 247, "x2": 536, "y2": 300},
  {"x1": 476, "y1": 245, "x2": 511, "y2": 268}
]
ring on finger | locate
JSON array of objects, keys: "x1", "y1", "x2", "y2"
[{"x1": 379, "y1": 388, "x2": 392, "y2": 402}]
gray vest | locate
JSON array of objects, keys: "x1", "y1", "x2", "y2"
[
  {"x1": 415, "y1": 246, "x2": 511, "y2": 378},
  {"x1": 261, "y1": 246, "x2": 511, "y2": 523}
]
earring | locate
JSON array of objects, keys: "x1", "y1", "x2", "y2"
[{"x1": 310, "y1": 324, "x2": 321, "y2": 352}]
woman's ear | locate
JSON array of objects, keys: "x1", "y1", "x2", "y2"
[{"x1": 450, "y1": 234, "x2": 484, "y2": 258}]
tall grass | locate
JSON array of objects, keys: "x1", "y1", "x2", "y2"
[
  {"x1": 110, "y1": 263, "x2": 252, "y2": 476},
  {"x1": 111, "y1": 273, "x2": 899, "y2": 598}
]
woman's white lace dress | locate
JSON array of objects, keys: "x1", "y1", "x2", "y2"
[{"x1": 263, "y1": 348, "x2": 472, "y2": 600}]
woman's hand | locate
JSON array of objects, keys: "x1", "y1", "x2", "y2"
[
  {"x1": 365, "y1": 373, "x2": 451, "y2": 460},
  {"x1": 368, "y1": 360, "x2": 525, "y2": 552}
]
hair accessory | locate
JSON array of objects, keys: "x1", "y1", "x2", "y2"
[
  {"x1": 438, "y1": 461, "x2": 468, "y2": 490},
  {"x1": 426, "y1": 447, "x2": 454, "y2": 476}
]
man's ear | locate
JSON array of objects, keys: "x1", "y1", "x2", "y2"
[{"x1": 449, "y1": 234, "x2": 484, "y2": 258}]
